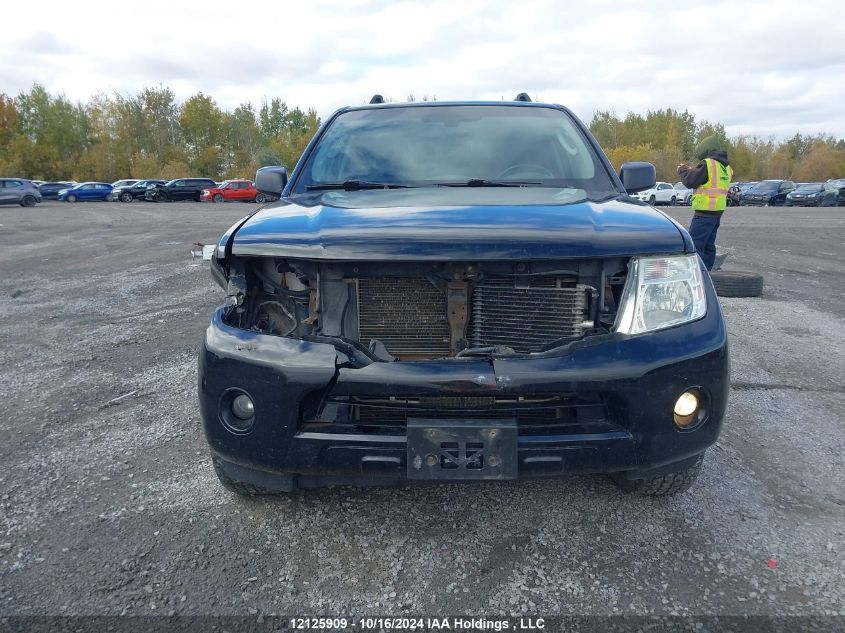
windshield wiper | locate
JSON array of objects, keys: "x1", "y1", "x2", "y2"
[
  {"x1": 306, "y1": 180, "x2": 413, "y2": 191},
  {"x1": 436, "y1": 179, "x2": 542, "y2": 187},
  {"x1": 587, "y1": 192, "x2": 623, "y2": 203}
]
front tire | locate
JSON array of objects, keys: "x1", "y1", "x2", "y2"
[
  {"x1": 66, "y1": 194, "x2": 77, "y2": 203},
  {"x1": 120, "y1": 192, "x2": 133, "y2": 202},
  {"x1": 648, "y1": 195, "x2": 656, "y2": 205},
  {"x1": 670, "y1": 195, "x2": 677, "y2": 206},
  {"x1": 21, "y1": 195, "x2": 36, "y2": 207},
  {"x1": 255, "y1": 193, "x2": 266, "y2": 203},
  {"x1": 613, "y1": 454, "x2": 704, "y2": 496},
  {"x1": 211, "y1": 454, "x2": 295, "y2": 496},
  {"x1": 212, "y1": 193, "x2": 223, "y2": 203}
]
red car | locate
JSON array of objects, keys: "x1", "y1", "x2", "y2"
[{"x1": 201, "y1": 179, "x2": 267, "y2": 203}]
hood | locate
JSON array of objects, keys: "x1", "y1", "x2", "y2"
[{"x1": 229, "y1": 188, "x2": 689, "y2": 261}]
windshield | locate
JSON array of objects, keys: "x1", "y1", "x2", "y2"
[
  {"x1": 294, "y1": 105, "x2": 617, "y2": 200},
  {"x1": 752, "y1": 181, "x2": 780, "y2": 191},
  {"x1": 794, "y1": 184, "x2": 822, "y2": 192}
]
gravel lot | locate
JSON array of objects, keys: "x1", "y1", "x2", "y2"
[{"x1": 0, "y1": 200, "x2": 843, "y2": 617}]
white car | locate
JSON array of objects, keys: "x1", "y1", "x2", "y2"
[
  {"x1": 111, "y1": 179, "x2": 139, "y2": 189},
  {"x1": 633, "y1": 182, "x2": 681, "y2": 206},
  {"x1": 673, "y1": 181, "x2": 693, "y2": 205}
]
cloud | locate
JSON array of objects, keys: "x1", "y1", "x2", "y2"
[
  {"x1": 13, "y1": 31, "x2": 75, "y2": 55},
  {"x1": 0, "y1": 0, "x2": 843, "y2": 138}
]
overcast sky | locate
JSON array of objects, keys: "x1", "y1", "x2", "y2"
[{"x1": 2, "y1": 0, "x2": 843, "y2": 139}]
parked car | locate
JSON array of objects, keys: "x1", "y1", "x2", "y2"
[
  {"x1": 37, "y1": 181, "x2": 76, "y2": 200},
  {"x1": 785, "y1": 183, "x2": 837, "y2": 207},
  {"x1": 632, "y1": 181, "x2": 681, "y2": 205},
  {"x1": 740, "y1": 180, "x2": 795, "y2": 206},
  {"x1": 824, "y1": 178, "x2": 845, "y2": 206},
  {"x1": 201, "y1": 179, "x2": 266, "y2": 203},
  {"x1": 113, "y1": 179, "x2": 166, "y2": 202},
  {"x1": 727, "y1": 182, "x2": 756, "y2": 206},
  {"x1": 145, "y1": 178, "x2": 217, "y2": 202},
  {"x1": 200, "y1": 97, "x2": 728, "y2": 498},
  {"x1": 673, "y1": 181, "x2": 693, "y2": 205},
  {"x1": 57, "y1": 182, "x2": 113, "y2": 202},
  {"x1": 0, "y1": 178, "x2": 43, "y2": 206}
]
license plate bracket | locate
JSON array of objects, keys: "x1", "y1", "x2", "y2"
[{"x1": 406, "y1": 418, "x2": 517, "y2": 480}]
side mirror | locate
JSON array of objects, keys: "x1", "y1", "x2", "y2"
[
  {"x1": 619, "y1": 162, "x2": 656, "y2": 194},
  {"x1": 255, "y1": 165, "x2": 289, "y2": 197}
]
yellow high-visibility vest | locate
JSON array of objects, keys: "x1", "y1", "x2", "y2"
[{"x1": 691, "y1": 158, "x2": 733, "y2": 212}]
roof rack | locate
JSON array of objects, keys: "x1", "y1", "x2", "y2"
[
  {"x1": 369, "y1": 94, "x2": 385, "y2": 104},
  {"x1": 514, "y1": 93, "x2": 532, "y2": 102}
]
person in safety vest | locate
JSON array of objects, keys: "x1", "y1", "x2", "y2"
[{"x1": 677, "y1": 136, "x2": 733, "y2": 271}]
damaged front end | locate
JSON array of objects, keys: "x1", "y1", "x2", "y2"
[
  {"x1": 200, "y1": 249, "x2": 728, "y2": 489},
  {"x1": 215, "y1": 254, "x2": 631, "y2": 363}
]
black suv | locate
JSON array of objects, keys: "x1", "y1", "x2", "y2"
[
  {"x1": 741, "y1": 180, "x2": 795, "y2": 206},
  {"x1": 145, "y1": 178, "x2": 216, "y2": 202},
  {"x1": 200, "y1": 97, "x2": 729, "y2": 498},
  {"x1": 114, "y1": 179, "x2": 166, "y2": 202}
]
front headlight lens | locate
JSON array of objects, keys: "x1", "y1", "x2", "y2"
[{"x1": 615, "y1": 254, "x2": 707, "y2": 335}]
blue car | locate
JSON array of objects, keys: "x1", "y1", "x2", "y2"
[
  {"x1": 199, "y1": 96, "x2": 729, "y2": 498},
  {"x1": 57, "y1": 182, "x2": 114, "y2": 202}
]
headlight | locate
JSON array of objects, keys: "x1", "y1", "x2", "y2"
[{"x1": 615, "y1": 254, "x2": 707, "y2": 335}]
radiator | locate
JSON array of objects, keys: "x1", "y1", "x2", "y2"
[{"x1": 357, "y1": 275, "x2": 590, "y2": 356}]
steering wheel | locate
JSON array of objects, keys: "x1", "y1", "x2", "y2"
[{"x1": 497, "y1": 163, "x2": 555, "y2": 179}]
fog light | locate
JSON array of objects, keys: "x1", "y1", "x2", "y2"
[
  {"x1": 673, "y1": 390, "x2": 699, "y2": 427},
  {"x1": 674, "y1": 391, "x2": 698, "y2": 417},
  {"x1": 231, "y1": 394, "x2": 255, "y2": 420}
]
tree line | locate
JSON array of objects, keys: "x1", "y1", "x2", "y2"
[
  {"x1": 590, "y1": 108, "x2": 845, "y2": 183},
  {"x1": 1, "y1": 85, "x2": 844, "y2": 183},
  {"x1": 0, "y1": 85, "x2": 320, "y2": 183}
]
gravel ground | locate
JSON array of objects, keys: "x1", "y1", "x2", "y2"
[{"x1": 0, "y1": 201, "x2": 843, "y2": 617}]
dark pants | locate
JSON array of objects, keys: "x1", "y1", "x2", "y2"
[{"x1": 688, "y1": 214, "x2": 721, "y2": 270}]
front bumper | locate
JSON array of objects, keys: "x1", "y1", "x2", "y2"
[
  {"x1": 199, "y1": 280, "x2": 729, "y2": 488},
  {"x1": 742, "y1": 197, "x2": 773, "y2": 206}
]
